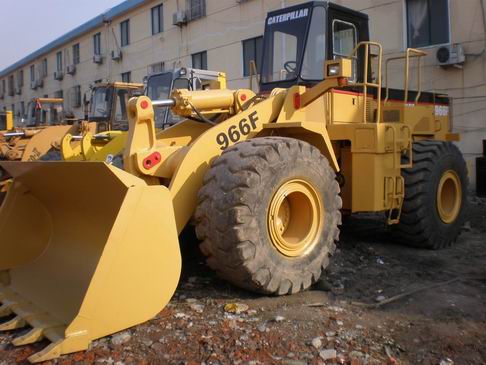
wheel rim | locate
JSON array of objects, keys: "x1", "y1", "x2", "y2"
[
  {"x1": 268, "y1": 179, "x2": 323, "y2": 257},
  {"x1": 436, "y1": 170, "x2": 462, "y2": 224}
]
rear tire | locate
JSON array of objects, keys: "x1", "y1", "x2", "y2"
[
  {"x1": 195, "y1": 137, "x2": 342, "y2": 295},
  {"x1": 393, "y1": 141, "x2": 468, "y2": 249}
]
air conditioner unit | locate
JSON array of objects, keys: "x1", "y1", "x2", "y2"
[
  {"x1": 93, "y1": 54, "x2": 103, "y2": 64},
  {"x1": 111, "y1": 50, "x2": 123, "y2": 62},
  {"x1": 15, "y1": 87, "x2": 22, "y2": 95},
  {"x1": 30, "y1": 81, "x2": 37, "y2": 90},
  {"x1": 54, "y1": 71, "x2": 64, "y2": 80},
  {"x1": 36, "y1": 79, "x2": 44, "y2": 88},
  {"x1": 436, "y1": 44, "x2": 465, "y2": 67},
  {"x1": 67, "y1": 64, "x2": 76, "y2": 75},
  {"x1": 173, "y1": 10, "x2": 187, "y2": 26}
]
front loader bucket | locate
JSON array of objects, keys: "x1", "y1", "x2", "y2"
[{"x1": 0, "y1": 161, "x2": 182, "y2": 363}]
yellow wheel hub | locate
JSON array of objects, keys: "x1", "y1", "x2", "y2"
[
  {"x1": 437, "y1": 170, "x2": 462, "y2": 224},
  {"x1": 268, "y1": 179, "x2": 323, "y2": 257}
]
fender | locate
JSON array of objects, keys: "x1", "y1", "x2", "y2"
[{"x1": 259, "y1": 121, "x2": 339, "y2": 172}]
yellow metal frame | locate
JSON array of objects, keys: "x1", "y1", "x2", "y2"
[
  {"x1": 348, "y1": 42, "x2": 383, "y2": 123},
  {"x1": 384, "y1": 48, "x2": 427, "y2": 104},
  {"x1": 0, "y1": 111, "x2": 14, "y2": 131}
]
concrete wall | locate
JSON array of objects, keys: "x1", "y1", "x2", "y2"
[{"x1": 1, "y1": 0, "x2": 485, "y2": 186}]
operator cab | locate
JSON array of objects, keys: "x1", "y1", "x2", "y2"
[
  {"x1": 259, "y1": 1, "x2": 369, "y2": 92},
  {"x1": 146, "y1": 69, "x2": 194, "y2": 129},
  {"x1": 89, "y1": 83, "x2": 143, "y2": 132},
  {"x1": 24, "y1": 98, "x2": 65, "y2": 127},
  {"x1": 146, "y1": 67, "x2": 220, "y2": 129}
]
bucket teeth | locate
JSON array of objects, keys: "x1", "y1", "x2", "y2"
[
  {"x1": 0, "y1": 316, "x2": 26, "y2": 331},
  {"x1": 0, "y1": 304, "x2": 12, "y2": 317},
  {"x1": 12, "y1": 328, "x2": 44, "y2": 346},
  {"x1": 27, "y1": 340, "x2": 63, "y2": 364}
]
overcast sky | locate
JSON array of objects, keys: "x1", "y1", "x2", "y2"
[{"x1": 0, "y1": 0, "x2": 124, "y2": 71}]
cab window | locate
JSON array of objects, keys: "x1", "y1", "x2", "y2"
[
  {"x1": 332, "y1": 19, "x2": 357, "y2": 81},
  {"x1": 261, "y1": 6, "x2": 311, "y2": 83},
  {"x1": 114, "y1": 88, "x2": 129, "y2": 129},
  {"x1": 301, "y1": 6, "x2": 327, "y2": 80}
]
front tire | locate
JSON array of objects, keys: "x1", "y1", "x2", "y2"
[
  {"x1": 195, "y1": 137, "x2": 341, "y2": 295},
  {"x1": 393, "y1": 141, "x2": 468, "y2": 249}
]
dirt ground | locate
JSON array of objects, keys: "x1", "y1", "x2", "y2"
[{"x1": 0, "y1": 196, "x2": 485, "y2": 365}]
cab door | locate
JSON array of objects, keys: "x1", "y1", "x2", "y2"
[{"x1": 327, "y1": 6, "x2": 369, "y2": 83}]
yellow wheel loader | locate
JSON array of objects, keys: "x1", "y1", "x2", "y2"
[
  {"x1": 57, "y1": 81, "x2": 145, "y2": 161},
  {"x1": 0, "y1": 99, "x2": 82, "y2": 205},
  {"x1": 0, "y1": 111, "x2": 14, "y2": 201},
  {"x1": 0, "y1": 2, "x2": 467, "y2": 362},
  {"x1": 0, "y1": 84, "x2": 144, "y2": 204},
  {"x1": 0, "y1": 111, "x2": 14, "y2": 133},
  {"x1": 0, "y1": 98, "x2": 79, "y2": 162},
  {"x1": 62, "y1": 67, "x2": 227, "y2": 162}
]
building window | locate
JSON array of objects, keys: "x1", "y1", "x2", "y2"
[
  {"x1": 8, "y1": 76, "x2": 14, "y2": 96},
  {"x1": 192, "y1": 51, "x2": 207, "y2": 70},
  {"x1": 30, "y1": 65, "x2": 35, "y2": 82},
  {"x1": 151, "y1": 4, "x2": 164, "y2": 35},
  {"x1": 121, "y1": 20, "x2": 130, "y2": 47},
  {"x1": 56, "y1": 52, "x2": 63, "y2": 72},
  {"x1": 42, "y1": 58, "x2": 48, "y2": 78},
  {"x1": 187, "y1": 0, "x2": 206, "y2": 20},
  {"x1": 93, "y1": 33, "x2": 101, "y2": 55},
  {"x1": 20, "y1": 102, "x2": 25, "y2": 118},
  {"x1": 242, "y1": 36, "x2": 263, "y2": 77},
  {"x1": 121, "y1": 71, "x2": 131, "y2": 83},
  {"x1": 73, "y1": 43, "x2": 80, "y2": 64},
  {"x1": 18, "y1": 70, "x2": 24, "y2": 88},
  {"x1": 1, "y1": 80, "x2": 5, "y2": 95},
  {"x1": 71, "y1": 85, "x2": 82, "y2": 108},
  {"x1": 406, "y1": 0, "x2": 450, "y2": 48},
  {"x1": 149, "y1": 62, "x2": 165, "y2": 75},
  {"x1": 54, "y1": 90, "x2": 63, "y2": 98}
]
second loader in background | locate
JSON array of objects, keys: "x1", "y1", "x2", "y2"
[
  {"x1": 0, "y1": 98, "x2": 77, "y2": 162},
  {"x1": 62, "y1": 67, "x2": 227, "y2": 161}
]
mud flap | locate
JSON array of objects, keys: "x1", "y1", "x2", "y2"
[{"x1": 0, "y1": 161, "x2": 181, "y2": 362}]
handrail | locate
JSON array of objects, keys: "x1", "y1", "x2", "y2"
[
  {"x1": 348, "y1": 41, "x2": 383, "y2": 123},
  {"x1": 384, "y1": 48, "x2": 427, "y2": 104},
  {"x1": 248, "y1": 60, "x2": 260, "y2": 93}
]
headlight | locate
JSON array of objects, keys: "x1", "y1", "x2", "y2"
[{"x1": 327, "y1": 64, "x2": 341, "y2": 77}]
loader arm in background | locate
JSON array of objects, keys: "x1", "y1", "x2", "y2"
[{"x1": 20, "y1": 125, "x2": 84, "y2": 161}]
